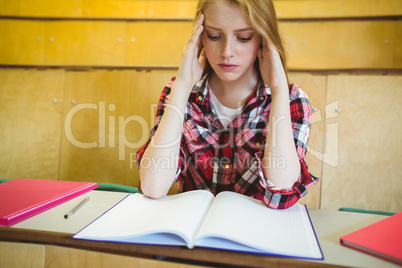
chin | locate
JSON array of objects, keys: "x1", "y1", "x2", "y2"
[{"x1": 214, "y1": 70, "x2": 242, "y2": 82}]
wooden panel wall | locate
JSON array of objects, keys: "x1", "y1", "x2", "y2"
[
  {"x1": 0, "y1": 242, "x2": 206, "y2": 268},
  {"x1": 2, "y1": 68, "x2": 400, "y2": 210},
  {"x1": 45, "y1": 245, "x2": 207, "y2": 268},
  {"x1": 59, "y1": 69, "x2": 177, "y2": 188},
  {"x1": 288, "y1": 73, "x2": 327, "y2": 208},
  {"x1": 0, "y1": 69, "x2": 321, "y2": 208},
  {"x1": 0, "y1": 241, "x2": 45, "y2": 268},
  {"x1": 1, "y1": 0, "x2": 401, "y2": 19},
  {"x1": 0, "y1": 20, "x2": 192, "y2": 66},
  {"x1": 0, "y1": 0, "x2": 198, "y2": 19},
  {"x1": 274, "y1": 0, "x2": 402, "y2": 19},
  {"x1": 321, "y1": 75, "x2": 402, "y2": 212},
  {"x1": 0, "y1": 19, "x2": 400, "y2": 68},
  {"x1": 281, "y1": 20, "x2": 399, "y2": 69},
  {"x1": 0, "y1": 69, "x2": 64, "y2": 180},
  {"x1": 0, "y1": 0, "x2": 401, "y2": 68}
]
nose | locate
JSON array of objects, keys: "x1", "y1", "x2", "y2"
[{"x1": 221, "y1": 37, "x2": 234, "y2": 58}]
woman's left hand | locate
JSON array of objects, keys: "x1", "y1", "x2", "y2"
[{"x1": 257, "y1": 38, "x2": 288, "y2": 94}]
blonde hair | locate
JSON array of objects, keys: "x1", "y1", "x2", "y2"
[{"x1": 196, "y1": 0, "x2": 288, "y2": 80}]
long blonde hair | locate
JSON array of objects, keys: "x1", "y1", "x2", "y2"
[{"x1": 195, "y1": 0, "x2": 288, "y2": 80}]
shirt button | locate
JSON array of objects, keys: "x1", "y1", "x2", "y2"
[
  {"x1": 224, "y1": 164, "x2": 230, "y2": 169},
  {"x1": 198, "y1": 96, "x2": 203, "y2": 101},
  {"x1": 256, "y1": 142, "x2": 261, "y2": 146},
  {"x1": 259, "y1": 96, "x2": 264, "y2": 101},
  {"x1": 194, "y1": 137, "x2": 198, "y2": 142}
]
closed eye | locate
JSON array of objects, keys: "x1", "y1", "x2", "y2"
[
  {"x1": 237, "y1": 37, "x2": 252, "y2": 42},
  {"x1": 207, "y1": 34, "x2": 221, "y2": 41}
]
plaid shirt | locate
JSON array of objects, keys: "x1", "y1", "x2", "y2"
[{"x1": 137, "y1": 75, "x2": 319, "y2": 209}]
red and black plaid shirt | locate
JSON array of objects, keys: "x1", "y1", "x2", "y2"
[{"x1": 137, "y1": 75, "x2": 319, "y2": 209}]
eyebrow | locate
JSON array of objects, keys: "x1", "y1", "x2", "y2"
[{"x1": 204, "y1": 25, "x2": 254, "y2": 32}]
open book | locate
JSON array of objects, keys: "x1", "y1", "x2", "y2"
[{"x1": 73, "y1": 190, "x2": 323, "y2": 260}]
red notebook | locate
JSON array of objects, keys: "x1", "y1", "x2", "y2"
[
  {"x1": 0, "y1": 178, "x2": 98, "y2": 226},
  {"x1": 340, "y1": 212, "x2": 402, "y2": 265}
]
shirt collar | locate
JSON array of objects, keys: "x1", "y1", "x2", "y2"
[
  {"x1": 254, "y1": 79, "x2": 271, "y2": 104},
  {"x1": 191, "y1": 74, "x2": 271, "y2": 105},
  {"x1": 191, "y1": 74, "x2": 210, "y2": 105}
]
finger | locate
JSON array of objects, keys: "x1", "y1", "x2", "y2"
[
  {"x1": 187, "y1": 13, "x2": 204, "y2": 45},
  {"x1": 188, "y1": 25, "x2": 204, "y2": 54},
  {"x1": 196, "y1": 12, "x2": 204, "y2": 28},
  {"x1": 190, "y1": 13, "x2": 204, "y2": 38},
  {"x1": 182, "y1": 13, "x2": 204, "y2": 60}
]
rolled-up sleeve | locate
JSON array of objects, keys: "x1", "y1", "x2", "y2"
[{"x1": 256, "y1": 85, "x2": 319, "y2": 209}]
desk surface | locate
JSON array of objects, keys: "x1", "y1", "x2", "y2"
[{"x1": 0, "y1": 191, "x2": 399, "y2": 268}]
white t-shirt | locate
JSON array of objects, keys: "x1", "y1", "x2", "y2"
[{"x1": 208, "y1": 88, "x2": 243, "y2": 129}]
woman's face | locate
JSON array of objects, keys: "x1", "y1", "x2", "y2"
[{"x1": 201, "y1": 0, "x2": 261, "y2": 83}]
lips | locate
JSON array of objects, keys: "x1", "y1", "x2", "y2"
[{"x1": 218, "y1": 63, "x2": 238, "y2": 72}]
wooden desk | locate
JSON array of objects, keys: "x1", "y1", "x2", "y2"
[{"x1": 0, "y1": 191, "x2": 399, "y2": 268}]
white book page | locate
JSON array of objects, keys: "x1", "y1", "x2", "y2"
[
  {"x1": 195, "y1": 191, "x2": 322, "y2": 259},
  {"x1": 74, "y1": 190, "x2": 214, "y2": 248}
]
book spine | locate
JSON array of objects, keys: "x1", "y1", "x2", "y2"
[{"x1": 340, "y1": 241, "x2": 402, "y2": 266}]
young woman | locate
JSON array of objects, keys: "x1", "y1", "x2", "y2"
[{"x1": 136, "y1": 0, "x2": 318, "y2": 209}]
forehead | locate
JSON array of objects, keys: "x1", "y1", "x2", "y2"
[{"x1": 203, "y1": 0, "x2": 252, "y2": 31}]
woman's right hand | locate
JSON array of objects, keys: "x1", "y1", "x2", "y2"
[{"x1": 174, "y1": 12, "x2": 206, "y2": 92}]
